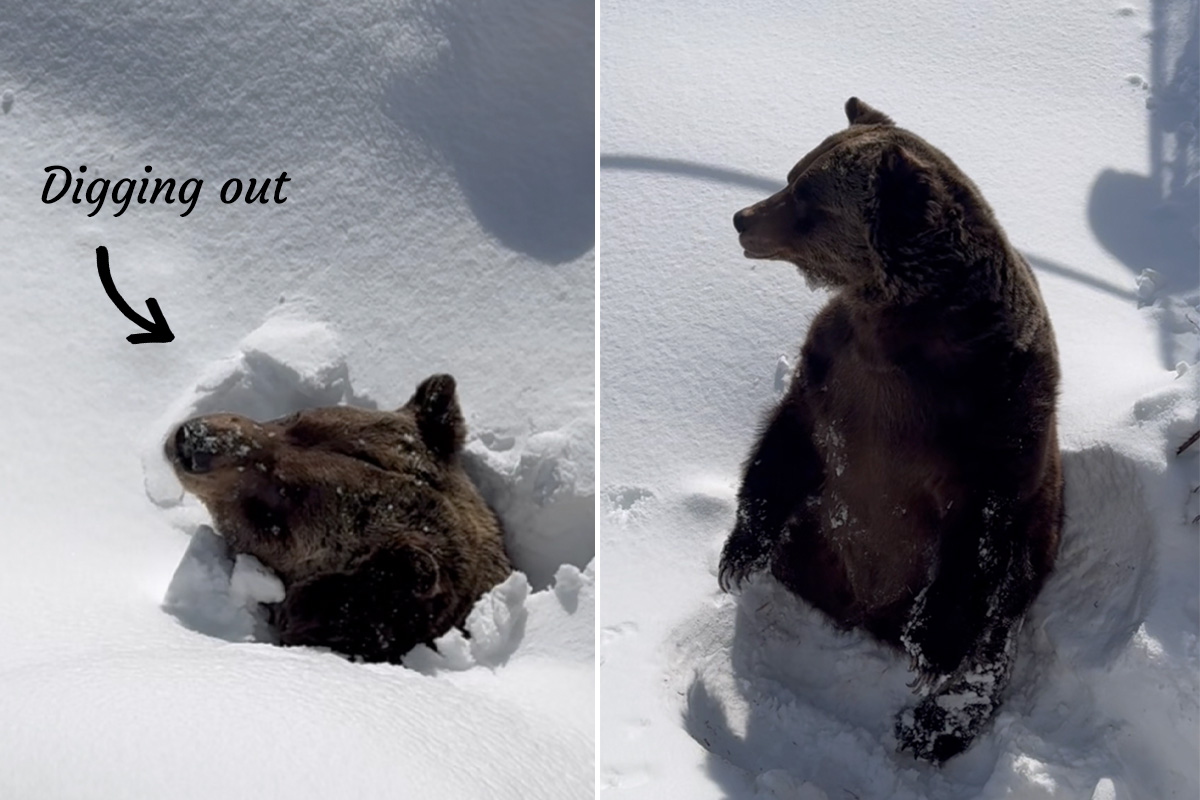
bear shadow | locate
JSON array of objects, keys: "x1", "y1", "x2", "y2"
[
  {"x1": 383, "y1": 0, "x2": 594, "y2": 265},
  {"x1": 676, "y1": 446, "x2": 1157, "y2": 799}
]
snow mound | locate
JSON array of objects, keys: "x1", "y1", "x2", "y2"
[
  {"x1": 148, "y1": 308, "x2": 594, "y2": 653},
  {"x1": 406, "y1": 572, "x2": 532, "y2": 671},
  {"x1": 666, "y1": 445, "x2": 1161, "y2": 800},
  {"x1": 406, "y1": 562, "x2": 595, "y2": 672},
  {"x1": 1034, "y1": 447, "x2": 1156, "y2": 668},
  {"x1": 465, "y1": 421, "x2": 596, "y2": 590},
  {"x1": 162, "y1": 525, "x2": 283, "y2": 643}
]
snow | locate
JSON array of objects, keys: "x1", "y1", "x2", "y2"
[
  {"x1": 600, "y1": 1, "x2": 1198, "y2": 798},
  {"x1": 0, "y1": 1, "x2": 593, "y2": 798}
]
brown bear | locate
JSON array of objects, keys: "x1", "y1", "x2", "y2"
[
  {"x1": 165, "y1": 373, "x2": 513, "y2": 664},
  {"x1": 718, "y1": 98, "x2": 1063, "y2": 763}
]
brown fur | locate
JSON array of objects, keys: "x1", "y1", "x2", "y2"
[
  {"x1": 165, "y1": 374, "x2": 512, "y2": 663},
  {"x1": 720, "y1": 98, "x2": 1063, "y2": 762}
]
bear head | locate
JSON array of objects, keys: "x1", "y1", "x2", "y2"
[
  {"x1": 732, "y1": 97, "x2": 973, "y2": 293},
  {"x1": 164, "y1": 373, "x2": 475, "y2": 591}
]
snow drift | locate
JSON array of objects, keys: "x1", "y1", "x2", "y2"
[
  {"x1": 599, "y1": 0, "x2": 1198, "y2": 797},
  {"x1": 0, "y1": 0, "x2": 594, "y2": 796}
]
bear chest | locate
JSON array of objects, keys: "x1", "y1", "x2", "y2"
[{"x1": 803, "y1": 359, "x2": 942, "y2": 610}]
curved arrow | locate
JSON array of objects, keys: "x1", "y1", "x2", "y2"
[{"x1": 95, "y1": 246, "x2": 175, "y2": 344}]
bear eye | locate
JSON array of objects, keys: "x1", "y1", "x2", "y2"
[
  {"x1": 792, "y1": 191, "x2": 814, "y2": 222},
  {"x1": 243, "y1": 496, "x2": 289, "y2": 539},
  {"x1": 342, "y1": 448, "x2": 389, "y2": 471},
  {"x1": 791, "y1": 191, "x2": 820, "y2": 234},
  {"x1": 793, "y1": 195, "x2": 809, "y2": 217}
]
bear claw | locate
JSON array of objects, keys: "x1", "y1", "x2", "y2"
[{"x1": 894, "y1": 699, "x2": 970, "y2": 764}]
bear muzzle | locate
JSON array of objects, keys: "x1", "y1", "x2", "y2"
[
  {"x1": 166, "y1": 416, "x2": 264, "y2": 476},
  {"x1": 732, "y1": 198, "x2": 790, "y2": 260},
  {"x1": 169, "y1": 421, "x2": 217, "y2": 474},
  {"x1": 732, "y1": 207, "x2": 752, "y2": 234}
]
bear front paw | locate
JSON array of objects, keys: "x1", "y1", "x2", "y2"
[
  {"x1": 718, "y1": 525, "x2": 773, "y2": 592},
  {"x1": 894, "y1": 697, "x2": 970, "y2": 764}
]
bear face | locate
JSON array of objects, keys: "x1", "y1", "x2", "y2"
[
  {"x1": 165, "y1": 374, "x2": 512, "y2": 662},
  {"x1": 732, "y1": 97, "x2": 991, "y2": 298},
  {"x1": 732, "y1": 132, "x2": 877, "y2": 288}
]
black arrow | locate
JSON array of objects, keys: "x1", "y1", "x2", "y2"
[{"x1": 95, "y1": 246, "x2": 175, "y2": 344}]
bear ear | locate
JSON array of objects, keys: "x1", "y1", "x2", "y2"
[
  {"x1": 874, "y1": 144, "x2": 943, "y2": 239},
  {"x1": 403, "y1": 374, "x2": 465, "y2": 459},
  {"x1": 406, "y1": 545, "x2": 441, "y2": 599},
  {"x1": 369, "y1": 542, "x2": 441, "y2": 598},
  {"x1": 845, "y1": 97, "x2": 894, "y2": 127}
]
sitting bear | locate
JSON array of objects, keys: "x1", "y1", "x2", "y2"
[
  {"x1": 718, "y1": 98, "x2": 1063, "y2": 763},
  {"x1": 165, "y1": 373, "x2": 513, "y2": 663}
]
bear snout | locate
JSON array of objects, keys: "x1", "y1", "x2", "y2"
[
  {"x1": 171, "y1": 421, "x2": 215, "y2": 474},
  {"x1": 733, "y1": 205, "x2": 778, "y2": 258}
]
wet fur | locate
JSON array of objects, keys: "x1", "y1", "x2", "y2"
[
  {"x1": 719, "y1": 98, "x2": 1063, "y2": 762},
  {"x1": 166, "y1": 374, "x2": 512, "y2": 663}
]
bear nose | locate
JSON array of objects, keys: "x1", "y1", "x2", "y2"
[
  {"x1": 733, "y1": 208, "x2": 751, "y2": 233},
  {"x1": 174, "y1": 422, "x2": 214, "y2": 474}
]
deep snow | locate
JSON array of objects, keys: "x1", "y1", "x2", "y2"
[
  {"x1": 0, "y1": 1, "x2": 594, "y2": 798},
  {"x1": 599, "y1": 1, "x2": 1198, "y2": 798}
]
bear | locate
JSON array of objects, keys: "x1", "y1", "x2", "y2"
[
  {"x1": 718, "y1": 97, "x2": 1063, "y2": 763},
  {"x1": 165, "y1": 373, "x2": 513, "y2": 664}
]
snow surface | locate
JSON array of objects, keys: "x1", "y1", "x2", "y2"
[
  {"x1": 0, "y1": 1, "x2": 593, "y2": 798},
  {"x1": 600, "y1": 1, "x2": 1198, "y2": 798}
]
